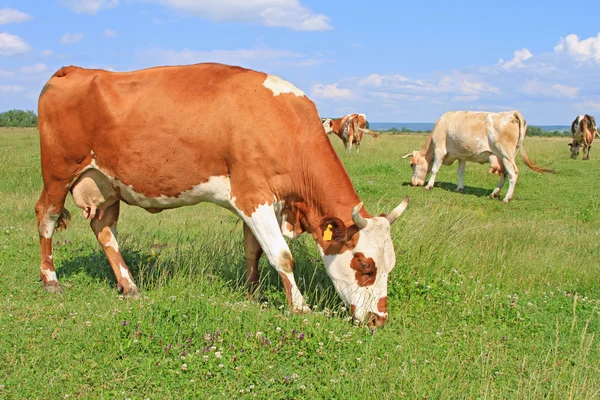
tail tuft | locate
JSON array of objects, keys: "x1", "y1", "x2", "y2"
[{"x1": 55, "y1": 208, "x2": 72, "y2": 232}]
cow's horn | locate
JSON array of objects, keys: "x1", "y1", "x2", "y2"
[
  {"x1": 402, "y1": 152, "x2": 414, "y2": 159},
  {"x1": 386, "y1": 196, "x2": 409, "y2": 225},
  {"x1": 352, "y1": 202, "x2": 368, "y2": 230}
]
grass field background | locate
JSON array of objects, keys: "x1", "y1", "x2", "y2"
[{"x1": 1, "y1": 127, "x2": 599, "y2": 399}]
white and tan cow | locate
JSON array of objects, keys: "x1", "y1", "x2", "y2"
[
  {"x1": 323, "y1": 113, "x2": 379, "y2": 153},
  {"x1": 36, "y1": 63, "x2": 409, "y2": 327},
  {"x1": 403, "y1": 110, "x2": 552, "y2": 203},
  {"x1": 569, "y1": 114, "x2": 598, "y2": 160}
]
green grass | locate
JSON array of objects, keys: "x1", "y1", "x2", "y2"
[{"x1": 1, "y1": 128, "x2": 599, "y2": 399}]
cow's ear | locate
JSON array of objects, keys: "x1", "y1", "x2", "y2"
[
  {"x1": 319, "y1": 217, "x2": 348, "y2": 243},
  {"x1": 568, "y1": 143, "x2": 572, "y2": 147}
]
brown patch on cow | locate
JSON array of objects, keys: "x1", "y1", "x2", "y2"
[
  {"x1": 350, "y1": 304, "x2": 356, "y2": 316},
  {"x1": 377, "y1": 296, "x2": 387, "y2": 313},
  {"x1": 367, "y1": 312, "x2": 387, "y2": 328},
  {"x1": 350, "y1": 252, "x2": 377, "y2": 287},
  {"x1": 279, "y1": 251, "x2": 294, "y2": 273}
]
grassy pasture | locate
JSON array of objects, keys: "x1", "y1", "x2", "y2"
[{"x1": 0, "y1": 127, "x2": 599, "y2": 399}]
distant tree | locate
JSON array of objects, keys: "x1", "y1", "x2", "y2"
[{"x1": 0, "y1": 109, "x2": 38, "y2": 127}]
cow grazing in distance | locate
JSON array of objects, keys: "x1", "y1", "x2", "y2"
[
  {"x1": 36, "y1": 63, "x2": 409, "y2": 328},
  {"x1": 403, "y1": 110, "x2": 553, "y2": 203},
  {"x1": 569, "y1": 114, "x2": 598, "y2": 160},
  {"x1": 323, "y1": 113, "x2": 380, "y2": 153}
]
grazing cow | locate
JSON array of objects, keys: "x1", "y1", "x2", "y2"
[
  {"x1": 569, "y1": 114, "x2": 598, "y2": 160},
  {"x1": 36, "y1": 63, "x2": 409, "y2": 327},
  {"x1": 403, "y1": 110, "x2": 552, "y2": 203},
  {"x1": 323, "y1": 113, "x2": 379, "y2": 153}
]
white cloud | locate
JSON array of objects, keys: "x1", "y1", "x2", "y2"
[
  {"x1": 151, "y1": 0, "x2": 332, "y2": 31},
  {"x1": 20, "y1": 63, "x2": 47, "y2": 75},
  {"x1": 0, "y1": 8, "x2": 33, "y2": 24},
  {"x1": 311, "y1": 83, "x2": 353, "y2": 99},
  {"x1": 498, "y1": 48, "x2": 533, "y2": 70},
  {"x1": 0, "y1": 69, "x2": 14, "y2": 77},
  {"x1": 0, "y1": 84, "x2": 26, "y2": 92},
  {"x1": 0, "y1": 32, "x2": 31, "y2": 55},
  {"x1": 103, "y1": 29, "x2": 119, "y2": 37},
  {"x1": 60, "y1": 0, "x2": 120, "y2": 14},
  {"x1": 40, "y1": 49, "x2": 54, "y2": 57},
  {"x1": 139, "y1": 46, "x2": 301, "y2": 66},
  {"x1": 575, "y1": 101, "x2": 600, "y2": 113},
  {"x1": 60, "y1": 32, "x2": 84, "y2": 44},
  {"x1": 554, "y1": 33, "x2": 600, "y2": 63},
  {"x1": 521, "y1": 80, "x2": 579, "y2": 99}
]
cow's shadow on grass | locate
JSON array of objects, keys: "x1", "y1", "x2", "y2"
[
  {"x1": 400, "y1": 181, "x2": 493, "y2": 198},
  {"x1": 54, "y1": 235, "x2": 340, "y2": 309}
]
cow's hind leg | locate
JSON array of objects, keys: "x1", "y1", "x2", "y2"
[
  {"x1": 583, "y1": 144, "x2": 590, "y2": 160},
  {"x1": 35, "y1": 184, "x2": 71, "y2": 293},
  {"x1": 455, "y1": 160, "x2": 466, "y2": 193},
  {"x1": 500, "y1": 158, "x2": 519, "y2": 203},
  {"x1": 490, "y1": 173, "x2": 507, "y2": 199},
  {"x1": 243, "y1": 223, "x2": 265, "y2": 302},
  {"x1": 239, "y1": 203, "x2": 310, "y2": 313},
  {"x1": 90, "y1": 201, "x2": 139, "y2": 296}
]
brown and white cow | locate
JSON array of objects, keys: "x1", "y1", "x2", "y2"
[
  {"x1": 36, "y1": 63, "x2": 409, "y2": 327},
  {"x1": 403, "y1": 111, "x2": 552, "y2": 203},
  {"x1": 569, "y1": 114, "x2": 598, "y2": 160},
  {"x1": 322, "y1": 113, "x2": 379, "y2": 153}
]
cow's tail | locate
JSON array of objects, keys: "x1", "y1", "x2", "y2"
[
  {"x1": 357, "y1": 127, "x2": 380, "y2": 138},
  {"x1": 55, "y1": 208, "x2": 72, "y2": 232},
  {"x1": 514, "y1": 111, "x2": 554, "y2": 173}
]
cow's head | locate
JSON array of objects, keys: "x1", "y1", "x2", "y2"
[
  {"x1": 319, "y1": 198, "x2": 409, "y2": 328},
  {"x1": 568, "y1": 141, "x2": 580, "y2": 159},
  {"x1": 403, "y1": 151, "x2": 429, "y2": 186},
  {"x1": 322, "y1": 118, "x2": 333, "y2": 134}
]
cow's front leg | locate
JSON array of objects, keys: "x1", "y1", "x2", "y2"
[
  {"x1": 583, "y1": 145, "x2": 590, "y2": 160},
  {"x1": 346, "y1": 136, "x2": 353, "y2": 153},
  {"x1": 490, "y1": 172, "x2": 506, "y2": 199},
  {"x1": 425, "y1": 151, "x2": 446, "y2": 190},
  {"x1": 90, "y1": 201, "x2": 139, "y2": 296},
  {"x1": 455, "y1": 160, "x2": 466, "y2": 193},
  {"x1": 240, "y1": 203, "x2": 310, "y2": 313}
]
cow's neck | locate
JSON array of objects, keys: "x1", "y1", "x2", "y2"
[
  {"x1": 282, "y1": 137, "x2": 368, "y2": 253},
  {"x1": 331, "y1": 118, "x2": 343, "y2": 136},
  {"x1": 419, "y1": 135, "x2": 435, "y2": 164}
]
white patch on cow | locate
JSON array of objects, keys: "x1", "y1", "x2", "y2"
[
  {"x1": 87, "y1": 170, "x2": 236, "y2": 211},
  {"x1": 48, "y1": 254, "x2": 52, "y2": 260},
  {"x1": 90, "y1": 150, "x2": 95, "y2": 156},
  {"x1": 103, "y1": 225, "x2": 119, "y2": 252},
  {"x1": 263, "y1": 75, "x2": 305, "y2": 97},
  {"x1": 119, "y1": 264, "x2": 133, "y2": 283},
  {"x1": 39, "y1": 207, "x2": 59, "y2": 239},
  {"x1": 41, "y1": 268, "x2": 58, "y2": 282},
  {"x1": 273, "y1": 200, "x2": 298, "y2": 239},
  {"x1": 318, "y1": 216, "x2": 394, "y2": 322}
]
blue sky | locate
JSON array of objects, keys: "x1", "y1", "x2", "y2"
[{"x1": 1, "y1": 0, "x2": 599, "y2": 124}]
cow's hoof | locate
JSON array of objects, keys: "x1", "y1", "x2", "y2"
[
  {"x1": 502, "y1": 198, "x2": 511, "y2": 204},
  {"x1": 117, "y1": 282, "x2": 140, "y2": 298},
  {"x1": 455, "y1": 188, "x2": 464, "y2": 193},
  {"x1": 424, "y1": 186, "x2": 433, "y2": 191},
  {"x1": 292, "y1": 305, "x2": 312, "y2": 314},
  {"x1": 43, "y1": 281, "x2": 63, "y2": 294}
]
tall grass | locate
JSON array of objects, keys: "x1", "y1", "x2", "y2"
[{"x1": 0, "y1": 129, "x2": 598, "y2": 398}]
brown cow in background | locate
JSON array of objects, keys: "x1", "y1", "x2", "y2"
[
  {"x1": 323, "y1": 113, "x2": 379, "y2": 153},
  {"x1": 569, "y1": 114, "x2": 598, "y2": 160}
]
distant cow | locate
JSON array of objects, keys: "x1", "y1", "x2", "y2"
[
  {"x1": 36, "y1": 63, "x2": 409, "y2": 327},
  {"x1": 403, "y1": 110, "x2": 552, "y2": 203},
  {"x1": 569, "y1": 114, "x2": 598, "y2": 160},
  {"x1": 323, "y1": 113, "x2": 379, "y2": 153}
]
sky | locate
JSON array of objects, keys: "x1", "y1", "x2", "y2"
[{"x1": 1, "y1": 0, "x2": 600, "y2": 124}]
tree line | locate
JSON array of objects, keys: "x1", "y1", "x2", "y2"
[
  {"x1": 0, "y1": 109, "x2": 38, "y2": 127},
  {"x1": 382, "y1": 125, "x2": 570, "y2": 137}
]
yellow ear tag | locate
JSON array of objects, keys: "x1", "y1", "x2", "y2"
[{"x1": 323, "y1": 224, "x2": 333, "y2": 241}]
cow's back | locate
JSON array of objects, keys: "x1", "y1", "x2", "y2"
[
  {"x1": 38, "y1": 63, "x2": 327, "y2": 210},
  {"x1": 433, "y1": 111, "x2": 521, "y2": 163}
]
